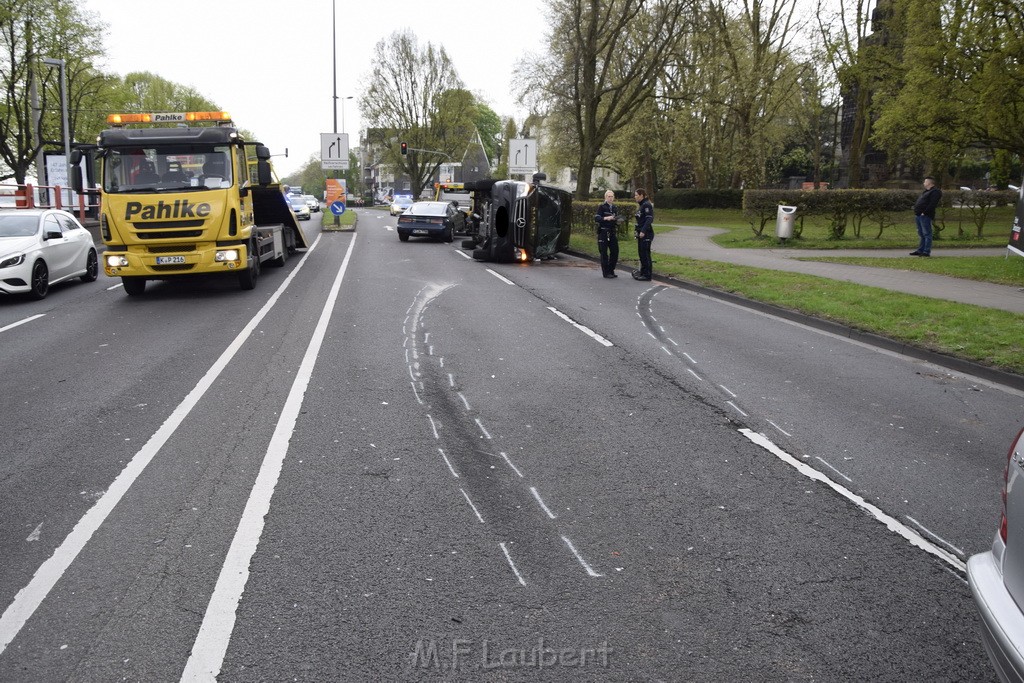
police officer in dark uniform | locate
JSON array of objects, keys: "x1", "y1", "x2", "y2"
[
  {"x1": 595, "y1": 189, "x2": 620, "y2": 278},
  {"x1": 633, "y1": 188, "x2": 654, "y2": 280}
]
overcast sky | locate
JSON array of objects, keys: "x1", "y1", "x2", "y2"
[{"x1": 81, "y1": 0, "x2": 550, "y2": 177}]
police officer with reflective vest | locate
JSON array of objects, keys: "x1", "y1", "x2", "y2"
[
  {"x1": 595, "y1": 190, "x2": 620, "y2": 278},
  {"x1": 633, "y1": 188, "x2": 654, "y2": 280}
]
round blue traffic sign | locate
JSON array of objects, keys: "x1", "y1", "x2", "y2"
[{"x1": 330, "y1": 201, "x2": 346, "y2": 216}]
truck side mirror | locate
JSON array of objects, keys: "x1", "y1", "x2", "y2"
[
  {"x1": 255, "y1": 145, "x2": 271, "y2": 161},
  {"x1": 256, "y1": 160, "x2": 272, "y2": 185},
  {"x1": 69, "y1": 150, "x2": 83, "y2": 193}
]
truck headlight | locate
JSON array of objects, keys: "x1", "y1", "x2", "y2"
[
  {"x1": 106, "y1": 255, "x2": 129, "y2": 267},
  {"x1": 215, "y1": 249, "x2": 240, "y2": 262}
]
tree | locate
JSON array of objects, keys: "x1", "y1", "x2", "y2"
[
  {"x1": 360, "y1": 30, "x2": 476, "y2": 198},
  {"x1": 519, "y1": 0, "x2": 692, "y2": 198}
]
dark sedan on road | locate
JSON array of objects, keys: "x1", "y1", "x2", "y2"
[
  {"x1": 396, "y1": 201, "x2": 464, "y2": 243},
  {"x1": 969, "y1": 426, "x2": 1024, "y2": 683}
]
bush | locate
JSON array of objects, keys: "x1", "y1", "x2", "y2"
[{"x1": 572, "y1": 200, "x2": 637, "y2": 238}]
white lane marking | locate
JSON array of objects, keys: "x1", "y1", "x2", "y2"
[
  {"x1": 454, "y1": 249, "x2": 472, "y2": 260},
  {"x1": 905, "y1": 516, "x2": 966, "y2": 558},
  {"x1": 666, "y1": 338, "x2": 679, "y2": 347},
  {"x1": 719, "y1": 384, "x2": 737, "y2": 398},
  {"x1": 105, "y1": 283, "x2": 122, "y2": 291},
  {"x1": 180, "y1": 234, "x2": 352, "y2": 681},
  {"x1": 767, "y1": 420, "x2": 792, "y2": 437},
  {"x1": 448, "y1": 373, "x2": 455, "y2": 388},
  {"x1": 0, "y1": 314, "x2": 44, "y2": 334},
  {"x1": 682, "y1": 352, "x2": 697, "y2": 364},
  {"x1": 561, "y1": 536, "x2": 603, "y2": 577},
  {"x1": 726, "y1": 401, "x2": 748, "y2": 417},
  {"x1": 485, "y1": 269, "x2": 515, "y2": 285},
  {"x1": 410, "y1": 382, "x2": 424, "y2": 405},
  {"x1": 661, "y1": 346, "x2": 671, "y2": 355},
  {"x1": 460, "y1": 488, "x2": 485, "y2": 523},
  {"x1": 457, "y1": 392, "x2": 472, "y2": 411},
  {"x1": 648, "y1": 332, "x2": 657, "y2": 340},
  {"x1": 0, "y1": 234, "x2": 326, "y2": 657},
  {"x1": 529, "y1": 487, "x2": 557, "y2": 519},
  {"x1": 426, "y1": 415, "x2": 440, "y2": 440},
  {"x1": 25, "y1": 524, "x2": 42, "y2": 542},
  {"x1": 474, "y1": 418, "x2": 492, "y2": 440},
  {"x1": 815, "y1": 456, "x2": 852, "y2": 482},
  {"x1": 500, "y1": 452, "x2": 523, "y2": 478},
  {"x1": 499, "y1": 543, "x2": 527, "y2": 586},
  {"x1": 438, "y1": 449, "x2": 460, "y2": 478},
  {"x1": 686, "y1": 368, "x2": 703, "y2": 381},
  {"x1": 740, "y1": 429, "x2": 967, "y2": 572},
  {"x1": 547, "y1": 306, "x2": 613, "y2": 347}
]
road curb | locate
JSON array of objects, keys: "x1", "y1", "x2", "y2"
[{"x1": 567, "y1": 249, "x2": 1024, "y2": 392}]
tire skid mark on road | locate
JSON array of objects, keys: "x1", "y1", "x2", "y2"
[{"x1": 400, "y1": 285, "x2": 607, "y2": 586}]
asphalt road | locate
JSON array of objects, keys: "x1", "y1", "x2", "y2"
[{"x1": 0, "y1": 208, "x2": 1015, "y2": 681}]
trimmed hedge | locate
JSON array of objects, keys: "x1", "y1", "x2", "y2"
[
  {"x1": 572, "y1": 200, "x2": 638, "y2": 237},
  {"x1": 654, "y1": 188, "x2": 744, "y2": 210}
]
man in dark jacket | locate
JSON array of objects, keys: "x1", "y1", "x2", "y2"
[
  {"x1": 595, "y1": 190, "x2": 620, "y2": 278},
  {"x1": 911, "y1": 176, "x2": 942, "y2": 257}
]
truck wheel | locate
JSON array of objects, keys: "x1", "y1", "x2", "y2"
[
  {"x1": 238, "y1": 239, "x2": 259, "y2": 290},
  {"x1": 122, "y1": 276, "x2": 146, "y2": 296},
  {"x1": 271, "y1": 242, "x2": 287, "y2": 267}
]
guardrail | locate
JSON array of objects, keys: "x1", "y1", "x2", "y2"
[{"x1": 0, "y1": 182, "x2": 99, "y2": 222}]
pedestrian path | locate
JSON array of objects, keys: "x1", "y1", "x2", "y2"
[{"x1": 653, "y1": 225, "x2": 1024, "y2": 314}]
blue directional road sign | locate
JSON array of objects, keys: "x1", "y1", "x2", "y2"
[{"x1": 330, "y1": 201, "x2": 346, "y2": 216}]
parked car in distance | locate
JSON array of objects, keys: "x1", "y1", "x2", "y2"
[
  {"x1": 396, "y1": 201, "x2": 465, "y2": 243},
  {"x1": 968, "y1": 425, "x2": 1024, "y2": 683},
  {"x1": 288, "y1": 195, "x2": 311, "y2": 221},
  {"x1": 389, "y1": 195, "x2": 414, "y2": 216},
  {"x1": 0, "y1": 208, "x2": 98, "y2": 299},
  {"x1": 302, "y1": 195, "x2": 320, "y2": 212}
]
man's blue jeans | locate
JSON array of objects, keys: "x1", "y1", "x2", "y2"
[{"x1": 915, "y1": 214, "x2": 933, "y2": 254}]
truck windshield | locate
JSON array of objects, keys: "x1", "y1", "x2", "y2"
[{"x1": 103, "y1": 146, "x2": 232, "y2": 193}]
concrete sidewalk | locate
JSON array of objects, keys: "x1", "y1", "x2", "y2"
[{"x1": 653, "y1": 225, "x2": 1024, "y2": 314}]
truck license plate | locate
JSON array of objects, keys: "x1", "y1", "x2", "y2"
[{"x1": 155, "y1": 255, "x2": 186, "y2": 265}]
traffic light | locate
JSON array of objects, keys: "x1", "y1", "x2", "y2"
[{"x1": 401, "y1": 142, "x2": 408, "y2": 155}]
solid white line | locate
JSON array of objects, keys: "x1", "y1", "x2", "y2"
[
  {"x1": 905, "y1": 516, "x2": 966, "y2": 557},
  {"x1": 500, "y1": 452, "x2": 523, "y2": 478},
  {"x1": 767, "y1": 420, "x2": 792, "y2": 437},
  {"x1": 739, "y1": 429, "x2": 967, "y2": 572},
  {"x1": 561, "y1": 536, "x2": 603, "y2": 577},
  {"x1": 426, "y1": 415, "x2": 440, "y2": 440},
  {"x1": 0, "y1": 314, "x2": 44, "y2": 334},
  {"x1": 0, "y1": 234, "x2": 325, "y2": 657},
  {"x1": 475, "y1": 418, "x2": 492, "y2": 440},
  {"x1": 547, "y1": 306, "x2": 613, "y2": 347},
  {"x1": 529, "y1": 487, "x2": 557, "y2": 519},
  {"x1": 460, "y1": 488, "x2": 485, "y2": 523},
  {"x1": 815, "y1": 456, "x2": 852, "y2": 482},
  {"x1": 438, "y1": 449, "x2": 460, "y2": 478},
  {"x1": 486, "y1": 269, "x2": 515, "y2": 285},
  {"x1": 180, "y1": 234, "x2": 352, "y2": 682},
  {"x1": 499, "y1": 543, "x2": 527, "y2": 586}
]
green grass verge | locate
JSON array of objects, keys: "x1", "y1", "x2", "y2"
[
  {"x1": 797, "y1": 255, "x2": 1024, "y2": 286},
  {"x1": 569, "y1": 233, "x2": 1024, "y2": 375},
  {"x1": 654, "y1": 207, "x2": 1015, "y2": 250},
  {"x1": 318, "y1": 208, "x2": 356, "y2": 229}
]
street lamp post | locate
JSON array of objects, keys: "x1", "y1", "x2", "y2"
[{"x1": 41, "y1": 57, "x2": 70, "y2": 205}]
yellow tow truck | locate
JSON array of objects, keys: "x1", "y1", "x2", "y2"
[{"x1": 70, "y1": 111, "x2": 307, "y2": 296}]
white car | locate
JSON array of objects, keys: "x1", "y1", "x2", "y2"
[
  {"x1": 302, "y1": 195, "x2": 320, "y2": 213},
  {"x1": 0, "y1": 209, "x2": 98, "y2": 299},
  {"x1": 389, "y1": 195, "x2": 414, "y2": 216},
  {"x1": 969, "y1": 426, "x2": 1024, "y2": 683}
]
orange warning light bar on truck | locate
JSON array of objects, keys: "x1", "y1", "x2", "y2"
[{"x1": 106, "y1": 111, "x2": 232, "y2": 125}]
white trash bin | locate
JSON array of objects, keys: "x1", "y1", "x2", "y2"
[{"x1": 776, "y1": 205, "x2": 797, "y2": 240}]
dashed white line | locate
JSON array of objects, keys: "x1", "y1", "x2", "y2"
[
  {"x1": 740, "y1": 429, "x2": 966, "y2": 573},
  {"x1": 547, "y1": 306, "x2": 613, "y2": 347},
  {"x1": 486, "y1": 269, "x2": 516, "y2": 285},
  {"x1": 814, "y1": 456, "x2": 852, "y2": 482},
  {"x1": 448, "y1": 373, "x2": 455, "y2": 387},
  {"x1": 726, "y1": 401, "x2": 748, "y2": 416},
  {"x1": 767, "y1": 420, "x2": 792, "y2": 437},
  {"x1": 661, "y1": 346, "x2": 671, "y2": 355},
  {"x1": 454, "y1": 249, "x2": 472, "y2": 260},
  {"x1": 500, "y1": 452, "x2": 523, "y2": 478},
  {"x1": 666, "y1": 338, "x2": 679, "y2": 347},
  {"x1": 474, "y1": 418, "x2": 492, "y2": 440},
  {"x1": 561, "y1": 536, "x2": 603, "y2": 577},
  {"x1": 499, "y1": 543, "x2": 527, "y2": 586},
  {"x1": 426, "y1": 415, "x2": 440, "y2": 440},
  {"x1": 529, "y1": 487, "x2": 557, "y2": 519},
  {"x1": 438, "y1": 448, "x2": 460, "y2": 478},
  {"x1": 686, "y1": 368, "x2": 704, "y2": 381},
  {"x1": 460, "y1": 488, "x2": 485, "y2": 523},
  {"x1": 457, "y1": 392, "x2": 472, "y2": 411},
  {"x1": 682, "y1": 352, "x2": 697, "y2": 364},
  {"x1": 719, "y1": 384, "x2": 737, "y2": 398},
  {"x1": 0, "y1": 314, "x2": 45, "y2": 334},
  {"x1": 410, "y1": 382, "x2": 424, "y2": 405}
]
